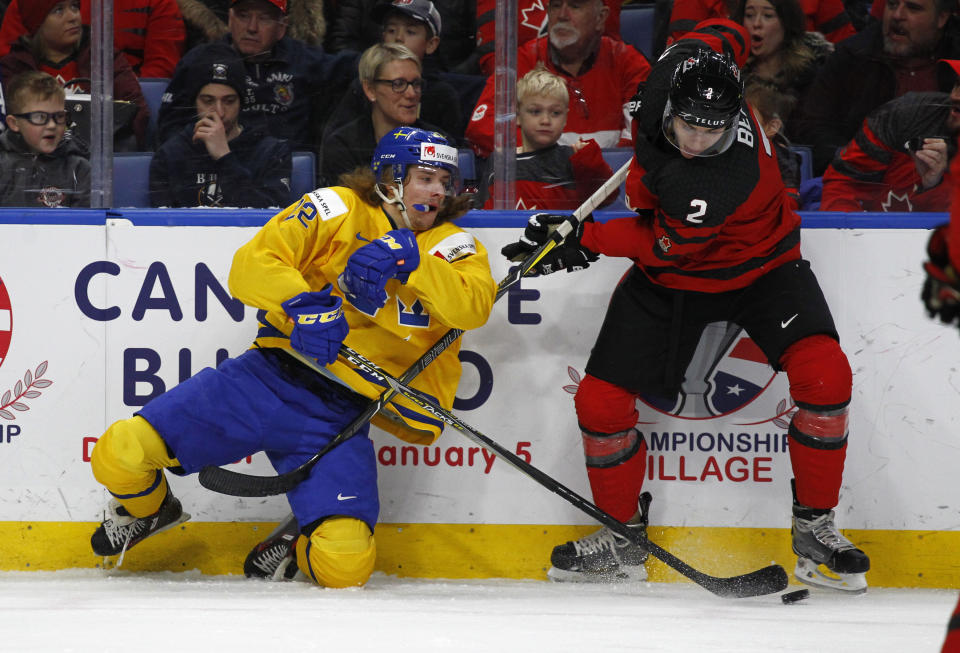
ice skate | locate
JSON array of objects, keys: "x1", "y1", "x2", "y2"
[
  {"x1": 244, "y1": 513, "x2": 302, "y2": 581},
  {"x1": 548, "y1": 492, "x2": 651, "y2": 583},
  {"x1": 792, "y1": 504, "x2": 869, "y2": 594},
  {"x1": 91, "y1": 490, "x2": 190, "y2": 557}
]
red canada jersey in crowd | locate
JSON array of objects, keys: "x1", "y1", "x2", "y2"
[
  {"x1": 821, "y1": 92, "x2": 955, "y2": 212},
  {"x1": 482, "y1": 140, "x2": 615, "y2": 210},
  {"x1": 667, "y1": 0, "x2": 854, "y2": 45},
  {"x1": 466, "y1": 36, "x2": 651, "y2": 157}
]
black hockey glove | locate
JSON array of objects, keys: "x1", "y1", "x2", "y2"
[
  {"x1": 500, "y1": 213, "x2": 598, "y2": 276},
  {"x1": 500, "y1": 212, "x2": 562, "y2": 262},
  {"x1": 921, "y1": 224, "x2": 960, "y2": 327}
]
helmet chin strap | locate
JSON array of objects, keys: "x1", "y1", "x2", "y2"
[{"x1": 375, "y1": 181, "x2": 413, "y2": 229}]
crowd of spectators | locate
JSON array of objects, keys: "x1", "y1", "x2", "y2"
[{"x1": 0, "y1": 0, "x2": 955, "y2": 211}]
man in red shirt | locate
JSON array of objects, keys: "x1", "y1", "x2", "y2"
[
  {"x1": 465, "y1": 0, "x2": 650, "y2": 157},
  {"x1": 503, "y1": 19, "x2": 870, "y2": 593}
]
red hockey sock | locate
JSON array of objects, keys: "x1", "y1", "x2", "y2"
[
  {"x1": 584, "y1": 434, "x2": 647, "y2": 521},
  {"x1": 780, "y1": 336, "x2": 851, "y2": 509},
  {"x1": 574, "y1": 374, "x2": 647, "y2": 521}
]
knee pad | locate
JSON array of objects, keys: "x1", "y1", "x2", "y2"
[
  {"x1": 91, "y1": 416, "x2": 179, "y2": 516},
  {"x1": 574, "y1": 374, "x2": 639, "y2": 434},
  {"x1": 780, "y1": 335, "x2": 851, "y2": 409},
  {"x1": 297, "y1": 517, "x2": 376, "y2": 588}
]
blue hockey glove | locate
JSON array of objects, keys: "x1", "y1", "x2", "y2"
[
  {"x1": 281, "y1": 286, "x2": 348, "y2": 365},
  {"x1": 341, "y1": 229, "x2": 420, "y2": 311}
]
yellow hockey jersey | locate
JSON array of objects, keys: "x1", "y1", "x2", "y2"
[{"x1": 229, "y1": 186, "x2": 497, "y2": 445}]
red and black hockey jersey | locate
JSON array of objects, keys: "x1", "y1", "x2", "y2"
[
  {"x1": 821, "y1": 92, "x2": 955, "y2": 212},
  {"x1": 466, "y1": 36, "x2": 651, "y2": 157},
  {"x1": 482, "y1": 140, "x2": 615, "y2": 210},
  {"x1": 582, "y1": 19, "x2": 800, "y2": 293}
]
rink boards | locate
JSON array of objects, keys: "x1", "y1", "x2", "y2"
[{"x1": 0, "y1": 208, "x2": 957, "y2": 589}]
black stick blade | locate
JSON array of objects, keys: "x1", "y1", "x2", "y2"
[
  {"x1": 198, "y1": 464, "x2": 307, "y2": 497},
  {"x1": 705, "y1": 564, "x2": 789, "y2": 598}
]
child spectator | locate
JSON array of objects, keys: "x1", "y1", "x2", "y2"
[
  {"x1": 0, "y1": 70, "x2": 89, "y2": 207},
  {"x1": 744, "y1": 77, "x2": 802, "y2": 210},
  {"x1": 328, "y1": 0, "x2": 476, "y2": 72},
  {"x1": 149, "y1": 45, "x2": 292, "y2": 208},
  {"x1": 0, "y1": 0, "x2": 149, "y2": 150},
  {"x1": 0, "y1": 0, "x2": 186, "y2": 78},
  {"x1": 483, "y1": 65, "x2": 613, "y2": 210}
]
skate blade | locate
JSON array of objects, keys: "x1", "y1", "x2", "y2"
[
  {"x1": 794, "y1": 557, "x2": 867, "y2": 594},
  {"x1": 547, "y1": 565, "x2": 648, "y2": 584}
]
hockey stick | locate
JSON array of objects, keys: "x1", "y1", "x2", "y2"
[
  {"x1": 197, "y1": 160, "x2": 633, "y2": 497},
  {"x1": 320, "y1": 344, "x2": 789, "y2": 599}
]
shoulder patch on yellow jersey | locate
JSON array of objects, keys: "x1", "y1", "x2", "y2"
[
  {"x1": 306, "y1": 188, "x2": 349, "y2": 221},
  {"x1": 428, "y1": 231, "x2": 477, "y2": 262}
]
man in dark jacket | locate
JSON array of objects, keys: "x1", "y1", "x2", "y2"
[
  {"x1": 157, "y1": 0, "x2": 354, "y2": 153},
  {"x1": 796, "y1": 0, "x2": 960, "y2": 174},
  {"x1": 149, "y1": 45, "x2": 292, "y2": 208}
]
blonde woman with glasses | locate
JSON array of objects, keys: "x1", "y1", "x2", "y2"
[{"x1": 319, "y1": 42, "x2": 454, "y2": 187}]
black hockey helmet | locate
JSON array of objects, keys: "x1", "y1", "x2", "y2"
[{"x1": 662, "y1": 49, "x2": 743, "y2": 157}]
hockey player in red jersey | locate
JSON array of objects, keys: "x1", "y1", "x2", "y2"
[{"x1": 502, "y1": 19, "x2": 871, "y2": 593}]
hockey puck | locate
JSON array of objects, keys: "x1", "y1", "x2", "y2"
[{"x1": 781, "y1": 589, "x2": 810, "y2": 604}]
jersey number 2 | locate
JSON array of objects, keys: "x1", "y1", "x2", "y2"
[{"x1": 686, "y1": 199, "x2": 707, "y2": 223}]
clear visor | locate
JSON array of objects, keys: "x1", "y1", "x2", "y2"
[
  {"x1": 404, "y1": 163, "x2": 462, "y2": 196},
  {"x1": 662, "y1": 100, "x2": 737, "y2": 158}
]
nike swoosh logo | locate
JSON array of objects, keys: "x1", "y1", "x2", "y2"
[
  {"x1": 337, "y1": 493, "x2": 357, "y2": 501},
  {"x1": 781, "y1": 314, "x2": 799, "y2": 329},
  {"x1": 355, "y1": 232, "x2": 371, "y2": 243}
]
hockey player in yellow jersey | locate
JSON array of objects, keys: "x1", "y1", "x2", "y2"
[{"x1": 88, "y1": 128, "x2": 497, "y2": 587}]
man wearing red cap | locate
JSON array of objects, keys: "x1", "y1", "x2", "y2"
[
  {"x1": 0, "y1": 0, "x2": 186, "y2": 78},
  {"x1": 821, "y1": 59, "x2": 960, "y2": 213},
  {"x1": 157, "y1": 0, "x2": 355, "y2": 154}
]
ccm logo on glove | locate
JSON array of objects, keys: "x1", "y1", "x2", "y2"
[{"x1": 281, "y1": 286, "x2": 349, "y2": 365}]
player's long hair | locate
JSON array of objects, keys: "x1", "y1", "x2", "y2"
[{"x1": 339, "y1": 166, "x2": 473, "y2": 225}]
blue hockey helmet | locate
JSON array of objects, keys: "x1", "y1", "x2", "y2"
[{"x1": 371, "y1": 127, "x2": 462, "y2": 194}]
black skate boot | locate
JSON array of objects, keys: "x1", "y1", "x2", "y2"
[
  {"x1": 548, "y1": 492, "x2": 652, "y2": 583},
  {"x1": 792, "y1": 500, "x2": 870, "y2": 593},
  {"x1": 91, "y1": 489, "x2": 190, "y2": 557},
  {"x1": 244, "y1": 514, "x2": 301, "y2": 581}
]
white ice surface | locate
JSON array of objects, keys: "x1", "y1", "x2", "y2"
[{"x1": 0, "y1": 570, "x2": 953, "y2": 652}]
